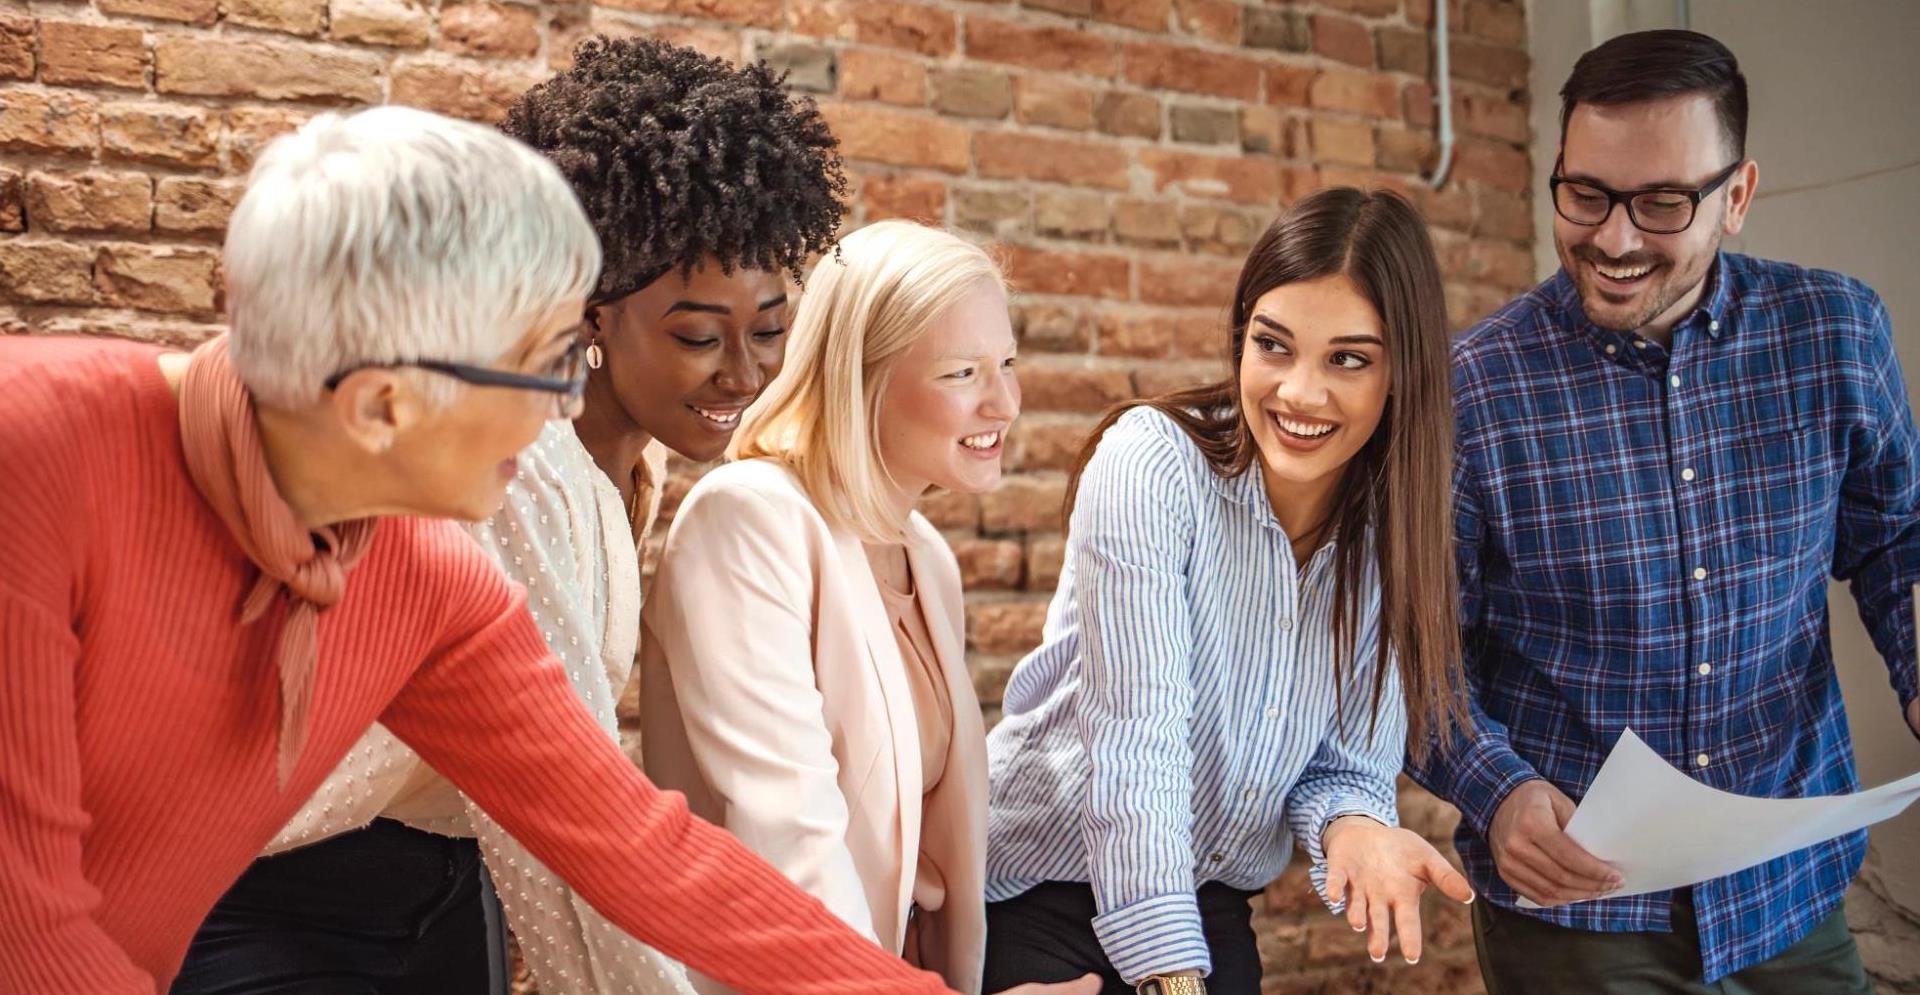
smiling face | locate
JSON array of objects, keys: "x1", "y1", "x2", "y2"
[
  {"x1": 1239, "y1": 273, "x2": 1390, "y2": 516},
  {"x1": 1554, "y1": 93, "x2": 1756, "y2": 334},
  {"x1": 874, "y1": 282, "x2": 1020, "y2": 500},
  {"x1": 585, "y1": 258, "x2": 789, "y2": 461}
]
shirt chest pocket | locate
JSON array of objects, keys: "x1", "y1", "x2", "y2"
[{"x1": 1722, "y1": 424, "x2": 1833, "y2": 557}]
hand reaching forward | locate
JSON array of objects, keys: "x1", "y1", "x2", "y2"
[{"x1": 1322, "y1": 815, "x2": 1477, "y2": 965}]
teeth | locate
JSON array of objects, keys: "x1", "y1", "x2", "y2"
[
  {"x1": 1596, "y1": 261, "x2": 1654, "y2": 280},
  {"x1": 960, "y1": 432, "x2": 1000, "y2": 450},
  {"x1": 691, "y1": 405, "x2": 741, "y2": 426},
  {"x1": 1275, "y1": 416, "x2": 1334, "y2": 438}
]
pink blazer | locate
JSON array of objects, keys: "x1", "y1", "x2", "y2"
[{"x1": 639, "y1": 459, "x2": 988, "y2": 994}]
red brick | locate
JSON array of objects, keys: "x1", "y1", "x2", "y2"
[
  {"x1": 1123, "y1": 40, "x2": 1262, "y2": 101},
  {"x1": 965, "y1": 17, "x2": 1118, "y2": 77},
  {"x1": 1451, "y1": 137, "x2": 1529, "y2": 193},
  {"x1": 1378, "y1": 25, "x2": 1432, "y2": 77},
  {"x1": 155, "y1": 177, "x2": 243, "y2": 236},
  {"x1": 224, "y1": 106, "x2": 313, "y2": 172},
  {"x1": 95, "y1": 243, "x2": 220, "y2": 315},
  {"x1": 99, "y1": 0, "x2": 218, "y2": 26},
  {"x1": 1015, "y1": 359, "x2": 1135, "y2": 411},
  {"x1": 1033, "y1": 188, "x2": 1108, "y2": 240},
  {"x1": 1015, "y1": 76, "x2": 1095, "y2": 131},
  {"x1": 1111, "y1": 197, "x2": 1181, "y2": 248},
  {"x1": 438, "y1": 3, "x2": 541, "y2": 59},
  {"x1": 1014, "y1": 302, "x2": 1092, "y2": 352},
  {"x1": 0, "y1": 168, "x2": 22, "y2": 232},
  {"x1": 968, "y1": 598, "x2": 1050, "y2": 654},
  {"x1": 1458, "y1": 87, "x2": 1529, "y2": 144},
  {"x1": 1449, "y1": 36, "x2": 1528, "y2": 88},
  {"x1": 0, "y1": 17, "x2": 31, "y2": 81},
  {"x1": 1239, "y1": 105, "x2": 1285, "y2": 155},
  {"x1": 976, "y1": 132, "x2": 1128, "y2": 190},
  {"x1": 931, "y1": 68, "x2": 1010, "y2": 118},
  {"x1": 860, "y1": 173, "x2": 945, "y2": 223},
  {"x1": 980, "y1": 475, "x2": 1070, "y2": 531},
  {"x1": 601, "y1": 0, "x2": 780, "y2": 27},
  {"x1": 1467, "y1": 238, "x2": 1535, "y2": 290},
  {"x1": 390, "y1": 61, "x2": 544, "y2": 124},
  {"x1": 1281, "y1": 164, "x2": 1322, "y2": 204},
  {"x1": 0, "y1": 241, "x2": 97, "y2": 305},
  {"x1": 1404, "y1": 80, "x2": 1437, "y2": 128},
  {"x1": 999, "y1": 244, "x2": 1131, "y2": 301},
  {"x1": 972, "y1": 654, "x2": 1018, "y2": 707},
  {"x1": 1139, "y1": 256, "x2": 1239, "y2": 307},
  {"x1": 1094, "y1": 91, "x2": 1160, "y2": 139},
  {"x1": 225, "y1": 0, "x2": 327, "y2": 36},
  {"x1": 1133, "y1": 359, "x2": 1219, "y2": 396},
  {"x1": 1473, "y1": 187, "x2": 1532, "y2": 242},
  {"x1": 101, "y1": 102, "x2": 218, "y2": 168},
  {"x1": 1008, "y1": 416, "x2": 1097, "y2": 473},
  {"x1": 820, "y1": 102, "x2": 970, "y2": 173},
  {"x1": 953, "y1": 185, "x2": 1030, "y2": 237},
  {"x1": 156, "y1": 37, "x2": 383, "y2": 102},
  {"x1": 1174, "y1": 0, "x2": 1239, "y2": 43},
  {"x1": 331, "y1": 0, "x2": 434, "y2": 47},
  {"x1": 1310, "y1": 67, "x2": 1400, "y2": 118},
  {"x1": 1375, "y1": 124, "x2": 1436, "y2": 173},
  {"x1": 1026, "y1": 533, "x2": 1066, "y2": 588},
  {"x1": 842, "y1": 49, "x2": 929, "y2": 107},
  {"x1": 0, "y1": 90, "x2": 100, "y2": 157},
  {"x1": 918, "y1": 489, "x2": 981, "y2": 530},
  {"x1": 952, "y1": 538, "x2": 1023, "y2": 589},
  {"x1": 1466, "y1": 0, "x2": 1525, "y2": 47},
  {"x1": 1095, "y1": 310, "x2": 1174, "y2": 358},
  {"x1": 40, "y1": 23, "x2": 148, "y2": 89},
  {"x1": 1093, "y1": 0, "x2": 1171, "y2": 32},
  {"x1": 1025, "y1": 0, "x2": 1093, "y2": 14},
  {"x1": 1320, "y1": 0, "x2": 1400, "y2": 15},
  {"x1": 640, "y1": 24, "x2": 741, "y2": 64},
  {"x1": 1314, "y1": 14, "x2": 1375, "y2": 68},
  {"x1": 26, "y1": 171, "x2": 152, "y2": 235},
  {"x1": 1169, "y1": 308, "x2": 1231, "y2": 356},
  {"x1": 1266, "y1": 63, "x2": 1317, "y2": 108},
  {"x1": 1139, "y1": 148, "x2": 1280, "y2": 205},
  {"x1": 1311, "y1": 117, "x2": 1376, "y2": 167},
  {"x1": 792, "y1": 0, "x2": 956, "y2": 56}
]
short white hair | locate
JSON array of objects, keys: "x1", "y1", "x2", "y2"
[{"x1": 224, "y1": 105, "x2": 601, "y2": 408}]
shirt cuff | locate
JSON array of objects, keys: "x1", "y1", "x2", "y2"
[
  {"x1": 1090, "y1": 891, "x2": 1211, "y2": 985},
  {"x1": 1442, "y1": 737, "x2": 1542, "y2": 839}
]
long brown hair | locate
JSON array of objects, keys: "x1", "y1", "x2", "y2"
[{"x1": 1064, "y1": 187, "x2": 1467, "y2": 760}]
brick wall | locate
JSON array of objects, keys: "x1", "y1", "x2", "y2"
[{"x1": 0, "y1": 0, "x2": 1534, "y2": 990}]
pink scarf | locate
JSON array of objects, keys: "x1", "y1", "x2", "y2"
[{"x1": 178, "y1": 335, "x2": 377, "y2": 788}]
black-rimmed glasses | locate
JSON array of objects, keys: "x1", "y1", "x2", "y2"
[
  {"x1": 1550, "y1": 157, "x2": 1743, "y2": 235},
  {"x1": 322, "y1": 338, "x2": 589, "y2": 420}
]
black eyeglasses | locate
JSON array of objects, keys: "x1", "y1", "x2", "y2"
[
  {"x1": 1550, "y1": 157, "x2": 1743, "y2": 235},
  {"x1": 323, "y1": 338, "x2": 589, "y2": 420}
]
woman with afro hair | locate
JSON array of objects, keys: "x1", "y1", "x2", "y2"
[{"x1": 174, "y1": 37, "x2": 849, "y2": 995}]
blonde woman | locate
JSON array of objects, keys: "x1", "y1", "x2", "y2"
[{"x1": 641, "y1": 221, "x2": 1027, "y2": 995}]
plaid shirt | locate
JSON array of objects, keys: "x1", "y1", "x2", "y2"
[{"x1": 1409, "y1": 252, "x2": 1920, "y2": 981}]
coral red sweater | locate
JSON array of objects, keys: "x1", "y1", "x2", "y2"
[{"x1": 0, "y1": 337, "x2": 951, "y2": 995}]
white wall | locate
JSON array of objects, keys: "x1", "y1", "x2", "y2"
[{"x1": 1525, "y1": 0, "x2": 1920, "y2": 926}]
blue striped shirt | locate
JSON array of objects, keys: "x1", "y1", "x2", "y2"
[
  {"x1": 1408, "y1": 253, "x2": 1920, "y2": 981},
  {"x1": 985, "y1": 407, "x2": 1403, "y2": 984}
]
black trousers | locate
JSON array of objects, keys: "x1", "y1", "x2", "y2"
[
  {"x1": 172, "y1": 818, "x2": 507, "y2": 995},
  {"x1": 1474, "y1": 889, "x2": 1872, "y2": 995},
  {"x1": 982, "y1": 881, "x2": 1264, "y2": 995}
]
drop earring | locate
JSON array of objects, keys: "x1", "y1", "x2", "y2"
[{"x1": 586, "y1": 340, "x2": 603, "y2": 370}]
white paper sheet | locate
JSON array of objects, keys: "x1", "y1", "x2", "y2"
[{"x1": 1516, "y1": 729, "x2": 1920, "y2": 909}]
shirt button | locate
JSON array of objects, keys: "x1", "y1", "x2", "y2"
[
  {"x1": 1693, "y1": 566, "x2": 1708, "y2": 581},
  {"x1": 1698, "y1": 663, "x2": 1712, "y2": 675},
  {"x1": 1605, "y1": 343, "x2": 1618, "y2": 355},
  {"x1": 1670, "y1": 374, "x2": 1682, "y2": 388},
  {"x1": 1209, "y1": 852, "x2": 1225, "y2": 864},
  {"x1": 1244, "y1": 786, "x2": 1259, "y2": 801},
  {"x1": 1696, "y1": 753, "x2": 1711, "y2": 768},
  {"x1": 1280, "y1": 617, "x2": 1294, "y2": 631},
  {"x1": 1266, "y1": 705, "x2": 1280, "y2": 719},
  {"x1": 1634, "y1": 339, "x2": 1648, "y2": 350},
  {"x1": 1709, "y1": 319, "x2": 1721, "y2": 332},
  {"x1": 1681, "y1": 467, "x2": 1696, "y2": 482}
]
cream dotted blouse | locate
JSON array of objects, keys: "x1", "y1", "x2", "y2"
[{"x1": 267, "y1": 422, "x2": 691, "y2": 995}]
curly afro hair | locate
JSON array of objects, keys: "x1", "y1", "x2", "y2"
[{"x1": 502, "y1": 36, "x2": 848, "y2": 304}]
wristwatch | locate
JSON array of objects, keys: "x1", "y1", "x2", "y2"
[{"x1": 1136, "y1": 977, "x2": 1207, "y2": 995}]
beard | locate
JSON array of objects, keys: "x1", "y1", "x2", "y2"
[{"x1": 1557, "y1": 211, "x2": 1724, "y2": 333}]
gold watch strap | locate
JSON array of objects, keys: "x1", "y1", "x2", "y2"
[{"x1": 1136, "y1": 977, "x2": 1207, "y2": 995}]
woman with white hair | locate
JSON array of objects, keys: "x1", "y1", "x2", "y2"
[
  {"x1": 0, "y1": 105, "x2": 967, "y2": 995},
  {"x1": 641, "y1": 220, "x2": 1025, "y2": 995}
]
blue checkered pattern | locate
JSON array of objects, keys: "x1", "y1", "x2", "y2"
[{"x1": 1408, "y1": 253, "x2": 1920, "y2": 982}]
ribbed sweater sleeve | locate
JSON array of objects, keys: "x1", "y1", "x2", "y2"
[{"x1": 379, "y1": 557, "x2": 951, "y2": 995}]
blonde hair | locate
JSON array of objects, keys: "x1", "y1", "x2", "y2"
[{"x1": 731, "y1": 220, "x2": 1006, "y2": 542}]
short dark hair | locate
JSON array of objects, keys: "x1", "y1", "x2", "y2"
[
  {"x1": 502, "y1": 37, "x2": 848, "y2": 305},
  {"x1": 1560, "y1": 29, "x2": 1748, "y2": 159}
]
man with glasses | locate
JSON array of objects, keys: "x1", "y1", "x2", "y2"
[{"x1": 1410, "y1": 29, "x2": 1919, "y2": 994}]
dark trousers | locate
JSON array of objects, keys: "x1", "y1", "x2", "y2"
[
  {"x1": 983, "y1": 881, "x2": 1264, "y2": 995},
  {"x1": 172, "y1": 818, "x2": 507, "y2": 995},
  {"x1": 1474, "y1": 890, "x2": 1873, "y2": 995}
]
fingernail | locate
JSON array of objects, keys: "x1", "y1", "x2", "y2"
[
  {"x1": 1353, "y1": 923, "x2": 1367, "y2": 932},
  {"x1": 1407, "y1": 957, "x2": 1420, "y2": 966},
  {"x1": 1371, "y1": 953, "x2": 1386, "y2": 964},
  {"x1": 1466, "y1": 892, "x2": 1477, "y2": 905}
]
